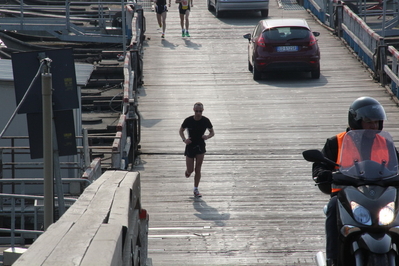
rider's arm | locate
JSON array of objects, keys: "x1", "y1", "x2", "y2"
[{"x1": 312, "y1": 136, "x2": 339, "y2": 179}]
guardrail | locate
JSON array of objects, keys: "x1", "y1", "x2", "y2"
[
  {"x1": 110, "y1": 5, "x2": 143, "y2": 170},
  {"x1": 0, "y1": 6, "x2": 144, "y2": 174},
  {"x1": 0, "y1": 134, "x2": 122, "y2": 179},
  {"x1": 12, "y1": 170, "x2": 148, "y2": 266},
  {"x1": 304, "y1": 0, "x2": 399, "y2": 102},
  {"x1": 304, "y1": 0, "x2": 329, "y2": 26},
  {"x1": 0, "y1": 4, "x2": 146, "y2": 262},
  {"x1": 383, "y1": 45, "x2": 399, "y2": 99},
  {"x1": 340, "y1": 4, "x2": 382, "y2": 71},
  {"x1": 0, "y1": 1, "x2": 144, "y2": 172},
  {"x1": 0, "y1": 193, "x2": 78, "y2": 242},
  {"x1": 0, "y1": 1, "x2": 130, "y2": 44}
]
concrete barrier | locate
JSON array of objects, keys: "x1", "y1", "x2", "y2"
[{"x1": 12, "y1": 170, "x2": 149, "y2": 266}]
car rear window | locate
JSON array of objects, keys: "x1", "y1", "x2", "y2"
[{"x1": 263, "y1": 27, "x2": 309, "y2": 41}]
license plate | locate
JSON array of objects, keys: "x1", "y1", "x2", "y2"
[{"x1": 277, "y1": 46, "x2": 298, "y2": 52}]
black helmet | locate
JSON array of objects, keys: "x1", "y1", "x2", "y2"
[{"x1": 348, "y1": 97, "x2": 387, "y2": 130}]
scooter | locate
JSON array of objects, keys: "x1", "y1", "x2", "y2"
[{"x1": 303, "y1": 130, "x2": 399, "y2": 266}]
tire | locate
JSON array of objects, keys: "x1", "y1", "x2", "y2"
[
  {"x1": 207, "y1": 0, "x2": 213, "y2": 11},
  {"x1": 261, "y1": 9, "x2": 268, "y2": 17},
  {"x1": 366, "y1": 253, "x2": 389, "y2": 266},
  {"x1": 248, "y1": 61, "x2": 253, "y2": 72},
  {"x1": 215, "y1": 1, "x2": 223, "y2": 17},
  {"x1": 253, "y1": 66, "x2": 262, "y2": 80},
  {"x1": 311, "y1": 68, "x2": 320, "y2": 79}
]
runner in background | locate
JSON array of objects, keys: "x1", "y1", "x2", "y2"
[
  {"x1": 175, "y1": 0, "x2": 193, "y2": 37},
  {"x1": 154, "y1": 0, "x2": 171, "y2": 38}
]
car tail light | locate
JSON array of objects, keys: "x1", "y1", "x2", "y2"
[
  {"x1": 257, "y1": 35, "x2": 266, "y2": 47},
  {"x1": 309, "y1": 33, "x2": 317, "y2": 46}
]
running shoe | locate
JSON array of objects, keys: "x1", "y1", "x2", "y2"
[
  {"x1": 185, "y1": 171, "x2": 190, "y2": 178},
  {"x1": 182, "y1": 30, "x2": 185, "y2": 37},
  {"x1": 185, "y1": 31, "x2": 190, "y2": 37},
  {"x1": 194, "y1": 189, "x2": 202, "y2": 198},
  {"x1": 161, "y1": 33, "x2": 165, "y2": 38}
]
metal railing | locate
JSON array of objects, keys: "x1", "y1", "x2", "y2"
[
  {"x1": 383, "y1": 45, "x2": 399, "y2": 98},
  {"x1": 0, "y1": 0, "x2": 145, "y2": 256},
  {"x1": 340, "y1": 4, "x2": 382, "y2": 71},
  {"x1": 0, "y1": 134, "x2": 124, "y2": 179},
  {"x1": 304, "y1": 0, "x2": 399, "y2": 101},
  {"x1": 0, "y1": 193, "x2": 77, "y2": 247},
  {"x1": 0, "y1": 1, "x2": 129, "y2": 43}
]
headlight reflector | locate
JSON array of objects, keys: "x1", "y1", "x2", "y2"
[
  {"x1": 351, "y1": 201, "x2": 372, "y2": 225},
  {"x1": 379, "y1": 202, "x2": 395, "y2": 226}
]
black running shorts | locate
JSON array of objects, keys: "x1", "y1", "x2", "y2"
[
  {"x1": 155, "y1": 5, "x2": 168, "y2": 14},
  {"x1": 185, "y1": 144, "x2": 206, "y2": 158}
]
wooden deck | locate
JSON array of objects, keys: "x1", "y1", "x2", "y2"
[{"x1": 135, "y1": 0, "x2": 399, "y2": 265}]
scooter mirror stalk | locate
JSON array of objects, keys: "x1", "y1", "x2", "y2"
[{"x1": 302, "y1": 149, "x2": 340, "y2": 167}]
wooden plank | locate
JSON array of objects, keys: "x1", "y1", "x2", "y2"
[
  {"x1": 80, "y1": 223, "x2": 123, "y2": 266},
  {"x1": 109, "y1": 186, "x2": 131, "y2": 227},
  {"x1": 41, "y1": 171, "x2": 128, "y2": 266},
  {"x1": 14, "y1": 172, "x2": 124, "y2": 265},
  {"x1": 108, "y1": 172, "x2": 142, "y2": 265},
  {"x1": 56, "y1": 170, "x2": 117, "y2": 223},
  {"x1": 13, "y1": 221, "x2": 74, "y2": 265},
  {"x1": 119, "y1": 171, "x2": 141, "y2": 209},
  {"x1": 136, "y1": 0, "x2": 399, "y2": 264}
]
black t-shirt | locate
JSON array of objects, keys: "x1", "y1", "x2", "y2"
[
  {"x1": 181, "y1": 116, "x2": 213, "y2": 146},
  {"x1": 157, "y1": 0, "x2": 167, "y2": 5}
]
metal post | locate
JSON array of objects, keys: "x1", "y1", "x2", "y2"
[
  {"x1": 42, "y1": 71, "x2": 54, "y2": 230},
  {"x1": 379, "y1": 45, "x2": 387, "y2": 85},
  {"x1": 336, "y1": 4, "x2": 343, "y2": 38},
  {"x1": 83, "y1": 128, "x2": 90, "y2": 168},
  {"x1": 19, "y1": 0, "x2": 24, "y2": 28},
  {"x1": 53, "y1": 132, "x2": 66, "y2": 217},
  {"x1": 382, "y1": 0, "x2": 387, "y2": 38},
  {"x1": 328, "y1": 0, "x2": 334, "y2": 28},
  {"x1": 66, "y1": 0, "x2": 71, "y2": 33},
  {"x1": 122, "y1": 0, "x2": 126, "y2": 55},
  {"x1": 11, "y1": 197, "x2": 15, "y2": 250}
]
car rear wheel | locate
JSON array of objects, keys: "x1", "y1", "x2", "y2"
[
  {"x1": 248, "y1": 61, "x2": 253, "y2": 72},
  {"x1": 253, "y1": 67, "x2": 262, "y2": 80},
  {"x1": 311, "y1": 68, "x2": 320, "y2": 79},
  {"x1": 261, "y1": 9, "x2": 268, "y2": 17},
  {"x1": 207, "y1": 0, "x2": 214, "y2": 11}
]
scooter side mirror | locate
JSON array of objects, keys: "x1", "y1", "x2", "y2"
[
  {"x1": 302, "y1": 149, "x2": 340, "y2": 167},
  {"x1": 302, "y1": 149, "x2": 324, "y2": 162}
]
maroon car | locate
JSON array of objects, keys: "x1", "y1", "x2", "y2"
[{"x1": 244, "y1": 18, "x2": 321, "y2": 80}]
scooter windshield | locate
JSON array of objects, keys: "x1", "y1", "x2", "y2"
[{"x1": 339, "y1": 130, "x2": 399, "y2": 180}]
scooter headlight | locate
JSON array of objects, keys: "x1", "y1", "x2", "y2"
[
  {"x1": 351, "y1": 201, "x2": 372, "y2": 225},
  {"x1": 379, "y1": 202, "x2": 395, "y2": 226}
]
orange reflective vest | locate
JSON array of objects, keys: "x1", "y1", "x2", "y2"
[{"x1": 332, "y1": 131, "x2": 389, "y2": 193}]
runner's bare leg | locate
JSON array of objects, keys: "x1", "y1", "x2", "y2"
[
  {"x1": 194, "y1": 153, "x2": 204, "y2": 187},
  {"x1": 186, "y1": 156, "x2": 194, "y2": 177}
]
